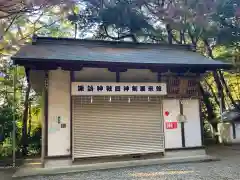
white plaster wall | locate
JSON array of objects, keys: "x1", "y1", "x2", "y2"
[
  {"x1": 163, "y1": 99, "x2": 182, "y2": 149},
  {"x1": 218, "y1": 123, "x2": 232, "y2": 144},
  {"x1": 29, "y1": 70, "x2": 45, "y2": 94},
  {"x1": 48, "y1": 69, "x2": 71, "y2": 156},
  {"x1": 182, "y1": 99, "x2": 202, "y2": 147},
  {"x1": 229, "y1": 123, "x2": 240, "y2": 143},
  {"x1": 218, "y1": 123, "x2": 240, "y2": 144}
]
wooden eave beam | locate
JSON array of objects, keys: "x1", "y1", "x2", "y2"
[{"x1": 108, "y1": 67, "x2": 128, "y2": 72}]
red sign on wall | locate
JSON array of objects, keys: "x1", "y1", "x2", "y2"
[{"x1": 165, "y1": 122, "x2": 178, "y2": 129}]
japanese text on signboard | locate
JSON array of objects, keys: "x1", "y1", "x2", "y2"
[{"x1": 71, "y1": 82, "x2": 167, "y2": 95}]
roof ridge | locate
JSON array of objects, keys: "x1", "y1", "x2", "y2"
[{"x1": 32, "y1": 35, "x2": 194, "y2": 51}]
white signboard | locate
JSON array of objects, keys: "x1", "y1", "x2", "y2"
[{"x1": 71, "y1": 82, "x2": 167, "y2": 96}]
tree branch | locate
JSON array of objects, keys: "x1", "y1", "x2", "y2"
[
  {"x1": 3, "y1": 15, "x2": 18, "y2": 35},
  {"x1": 219, "y1": 70, "x2": 240, "y2": 110},
  {"x1": 204, "y1": 78, "x2": 220, "y2": 107},
  {"x1": 0, "y1": 2, "x2": 53, "y2": 19},
  {"x1": 199, "y1": 82, "x2": 216, "y2": 121},
  {"x1": 188, "y1": 29, "x2": 197, "y2": 47},
  {"x1": 203, "y1": 38, "x2": 226, "y2": 110},
  {"x1": 103, "y1": 26, "x2": 138, "y2": 42},
  {"x1": 0, "y1": 18, "x2": 62, "y2": 53}
]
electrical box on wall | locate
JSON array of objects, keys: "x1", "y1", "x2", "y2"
[
  {"x1": 57, "y1": 116, "x2": 67, "y2": 129},
  {"x1": 57, "y1": 116, "x2": 61, "y2": 124}
]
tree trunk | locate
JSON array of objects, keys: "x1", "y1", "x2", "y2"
[
  {"x1": 219, "y1": 71, "x2": 240, "y2": 110},
  {"x1": 166, "y1": 24, "x2": 173, "y2": 44},
  {"x1": 199, "y1": 83, "x2": 216, "y2": 121},
  {"x1": 204, "y1": 78, "x2": 220, "y2": 107},
  {"x1": 213, "y1": 71, "x2": 226, "y2": 110},
  {"x1": 203, "y1": 39, "x2": 226, "y2": 110},
  {"x1": 188, "y1": 31, "x2": 197, "y2": 49},
  {"x1": 199, "y1": 83, "x2": 219, "y2": 143},
  {"x1": 21, "y1": 82, "x2": 31, "y2": 157},
  {"x1": 130, "y1": 34, "x2": 137, "y2": 43},
  {"x1": 180, "y1": 30, "x2": 186, "y2": 44}
]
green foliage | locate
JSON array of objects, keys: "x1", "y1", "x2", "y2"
[
  {"x1": 27, "y1": 127, "x2": 41, "y2": 155},
  {"x1": 0, "y1": 138, "x2": 13, "y2": 158},
  {"x1": 207, "y1": 0, "x2": 240, "y2": 45},
  {"x1": 0, "y1": 62, "x2": 42, "y2": 157},
  {"x1": 99, "y1": 1, "x2": 152, "y2": 33},
  {"x1": 0, "y1": 105, "x2": 14, "y2": 142}
]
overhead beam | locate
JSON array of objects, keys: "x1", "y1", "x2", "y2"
[
  {"x1": 14, "y1": 58, "x2": 218, "y2": 73},
  {"x1": 151, "y1": 68, "x2": 205, "y2": 76},
  {"x1": 108, "y1": 67, "x2": 128, "y2": 72},
  {"x1": 24, "y1": 63, "x2": 83, "y2": 71}
]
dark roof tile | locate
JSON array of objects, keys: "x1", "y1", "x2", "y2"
[{"x1": 12, "y1": 37, "x2": 232, "y2": 69}]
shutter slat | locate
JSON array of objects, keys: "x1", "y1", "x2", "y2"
[{"x1": 73, "y1": 96, "x2": 164, "y2": 159}]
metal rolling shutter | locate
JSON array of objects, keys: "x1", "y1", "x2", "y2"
[{"x1": 72, "y1": 96, "x2": 164, "y2": 159}]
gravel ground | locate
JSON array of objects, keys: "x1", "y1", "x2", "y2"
[
  {"x1": 0, "y1": 168, "x2": 16, "y2": 180},
  {"x1": 3, "y1": 145, "x2": 240, "y2": 180},
  {"x1": 21, "y1": 160, "x2": 240, "y2": 180}
]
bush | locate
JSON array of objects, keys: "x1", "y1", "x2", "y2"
[
  {"x1": 27, "y1": 127, "x2": 41, "y2": 156},
  {"x1": 0, "y1": 138, "x2": 13, "y2": 158}
]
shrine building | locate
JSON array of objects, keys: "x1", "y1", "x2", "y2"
[{"x1": 12, "y1": 36, "x2": 231, "y2": 169}]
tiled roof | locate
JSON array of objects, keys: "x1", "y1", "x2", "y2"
[{"x1": 12, "y1": 36, "x2": 231, "y2": 69}]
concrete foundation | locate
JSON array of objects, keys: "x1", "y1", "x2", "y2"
[{"x1": 13, "y1": 149, "x2": 218, "y2": 178}]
